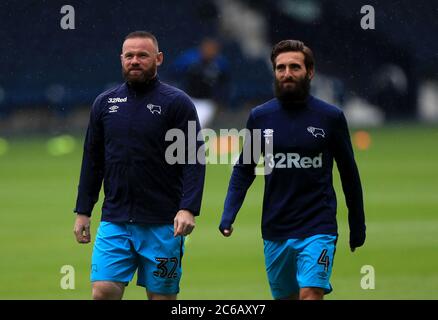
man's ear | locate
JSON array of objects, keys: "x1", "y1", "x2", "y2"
[
  {"x1": 156, "y1": 52, "x2": 164, "y2": 67},
  {"x1": 120, "y1": 54, "x2": 124, "y2": 66},
  {"x1": 308, "y1": 67, "x2": 315, "y2": 80}
]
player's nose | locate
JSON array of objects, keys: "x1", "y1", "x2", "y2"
[
  {"x1": 283, "y1": 73, "x2": 294, "y2": 82},
  {"x1": 284, "y1": 67, "x2": 294, "y2": 78},
  {"x1": 130, "y1": 56, "x2": 140, "y2": 65}
]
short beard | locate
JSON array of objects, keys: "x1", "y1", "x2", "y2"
[
  {"x1": 274, "y1": 74, "x2": 311, "y2": 104},
  {"x1": 122, "y1": 66, "x2": 156, "y2": 86}
]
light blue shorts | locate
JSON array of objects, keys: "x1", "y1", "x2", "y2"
[
  {"x1": 91, "y1": 221, "x2": 184, "y2": 295},
  {"x1": 264, "y1": 234, "x2": 337, "y2": 299}
]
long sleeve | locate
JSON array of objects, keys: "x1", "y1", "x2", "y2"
[
  {"x1": 219, "y1": 113, "x2": 258, "y2": 232},
  {"x1": 173, "y1": 95, "x2": 206, "y2": 216},
  {"x1": 74, "y1": 96, "x2": 105, "y2": 216},
  {"x1": 332, "y1": 111, "x2": 366, "y2": 247}
]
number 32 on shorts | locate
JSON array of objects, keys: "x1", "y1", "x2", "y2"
[{"x1": 153, "y1": 257, "x2": 179, "y2": 278}]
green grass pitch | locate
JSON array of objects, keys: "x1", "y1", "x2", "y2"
[{"x1": 0, "y1": 125, "x2": 437, "y2": 299}]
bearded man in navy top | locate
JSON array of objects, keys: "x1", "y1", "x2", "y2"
[
  {"x1": 219, "y1": 40, "x2": 366, "y2": 300},
  {"x1": 73, "y1": 31, "x2": 205, "y2": 300}
]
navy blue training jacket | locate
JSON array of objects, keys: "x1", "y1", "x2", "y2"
[
  {"x1": 74, "y1": 76, "x2": 205, "y2": 224},
  {"x1": 219, "y1": 96, "x2": 365, "y2": 244}
]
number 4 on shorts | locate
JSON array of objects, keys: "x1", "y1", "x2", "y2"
[{"x1": 318, "y1": 249, "x2": 330, "y2": 272}]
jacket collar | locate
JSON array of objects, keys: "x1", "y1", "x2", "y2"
[{"x1": 126, "y1": 75, "x2": 160, "y2": 96}]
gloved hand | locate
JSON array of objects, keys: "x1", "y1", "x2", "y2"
[{"x1": 350, "y1": 229, "x2": 366, "y2": 252}]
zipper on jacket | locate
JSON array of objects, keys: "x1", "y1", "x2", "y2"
[{"x1": 127, "y1": 90, "x2": 135, "y2": 223}]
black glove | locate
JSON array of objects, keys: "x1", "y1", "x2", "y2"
[{"x1": 350, "y1": 229, "x2": 366, "y2": 252}]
